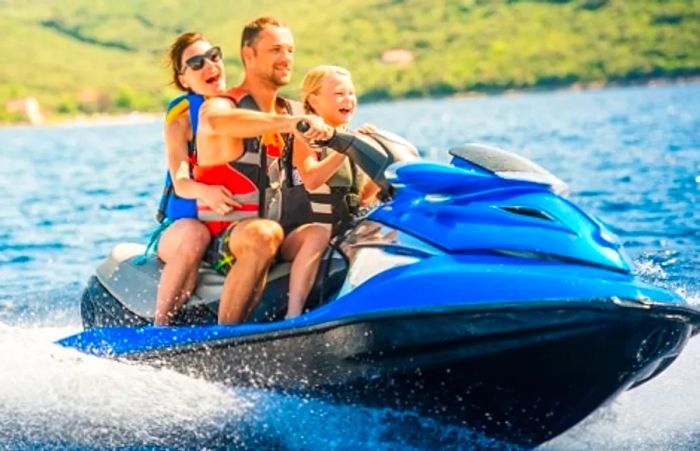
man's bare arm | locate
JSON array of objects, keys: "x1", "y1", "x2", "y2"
[
  {"x1": 197, "y1": 97, "x2": 297, "y2": 138},
  {"x1": 165, "y1": 113, "x2": 240, "y2": 213}
]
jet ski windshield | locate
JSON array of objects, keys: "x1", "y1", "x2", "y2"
[{"x1": 450, "y1": 143, "x2": 569, "y2": 195}]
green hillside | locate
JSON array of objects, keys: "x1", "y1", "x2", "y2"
[{"x1": 1, "y1": 0, "x2": 699, "y2": 122}]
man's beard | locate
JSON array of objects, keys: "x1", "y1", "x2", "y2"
[{"x1": 269, "y1": 69, "x2": 291, "y2": 88}]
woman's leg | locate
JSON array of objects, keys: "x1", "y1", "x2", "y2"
[
  {"x1": 154, "y1": 219, "x2": 211, "y2": 325},
  {"x1": 280, "y1": 223, "x2": 331, "y2": 319}
]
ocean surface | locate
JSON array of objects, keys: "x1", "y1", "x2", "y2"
[{"x1": 0, "y1": 83, "x2": 698, "y2": 449}]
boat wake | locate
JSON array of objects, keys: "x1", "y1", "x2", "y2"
[
  {"x1": 0, "y1": 324, "x2": 249, "y2": 448},
  {"x1": 0, "y1": 324, "x2": 508, "y2": 450}
]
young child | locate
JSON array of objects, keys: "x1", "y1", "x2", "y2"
[{"x1": 293, "y1": 65, "x2": 380, "y2": 237}]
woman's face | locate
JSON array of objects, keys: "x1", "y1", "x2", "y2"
[
  {"x1": 177, "y1": 40, "x2": 226, "y2": 96},
  {"x1": 309, "y1": 72, "x2": 357, "y2": 127}
]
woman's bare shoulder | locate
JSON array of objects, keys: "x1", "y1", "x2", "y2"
[{"x1": 165, "y1": 110, "x2": 191, "y2": 141}]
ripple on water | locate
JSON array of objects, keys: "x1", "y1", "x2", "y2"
[
  {"x1": 82, "y1": 188, "x2": 113, "y2": 196},
  {"x1": 1, "y1": 255, "x2": 33, "y2": 264},
  {"x1": 99, "y1": 203, "x2": 137, "y2": 211},
  {"x1": 0, "y1": 242, "x2": 68, "y2": 252}
]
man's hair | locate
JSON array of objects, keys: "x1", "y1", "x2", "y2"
[{"x1": 240, "y1": 16, "x2": 286, "y2": 50}]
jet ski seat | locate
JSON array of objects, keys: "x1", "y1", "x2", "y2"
[{"x1": 83, "y1": 242, "x2": 348, "y2": 328}]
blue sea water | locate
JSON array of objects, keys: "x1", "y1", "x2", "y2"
[{"x1": 0, "y1": 83, "x2": 699, "y2": 449}]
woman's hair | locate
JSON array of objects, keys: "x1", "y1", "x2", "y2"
[
  {"x1": 167, "y1": 32, "x2": 206, "y2": 91},
  {"x1": 301, "y1": 65, "x2": 352, "y2": 114}
]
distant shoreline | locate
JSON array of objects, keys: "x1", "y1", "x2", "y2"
[
  {"x1": 0, "y1": 111, "x2": 163, "y2": 130},
  {"x1": 451, "y1": 74, "x2": 700, "y2": 99},
  {"x1": 2, "y1": 75, "x2": 699, "y2": 129}
]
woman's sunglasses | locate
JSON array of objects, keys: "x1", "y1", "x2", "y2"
[{"x1": 180, "y1": 46, "x2": 223, "y2": 74}]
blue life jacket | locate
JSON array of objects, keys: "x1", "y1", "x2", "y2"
[{"x1": 156, "y1": 94, "x2": 205, "y2": 223}]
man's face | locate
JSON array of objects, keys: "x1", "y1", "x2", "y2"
[{"x1": 247, "y1": 26, "x2": 294, "y2": 87}]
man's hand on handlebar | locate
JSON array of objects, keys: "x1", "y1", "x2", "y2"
[{"x1": 293, "y1": 115, "x2": 334, "y2": 144}]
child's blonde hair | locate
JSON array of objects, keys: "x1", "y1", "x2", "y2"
[{"x1": 301, "y1": 65, "x2": 352, "y2": 114}]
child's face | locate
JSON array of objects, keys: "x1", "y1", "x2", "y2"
[{"x1": 310, "y1": 73, "x2": 357, "y2": 127}]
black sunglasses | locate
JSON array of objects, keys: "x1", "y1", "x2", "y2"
[{"x1": 180, "y1": 46, "x2": 223, "y2": 74}]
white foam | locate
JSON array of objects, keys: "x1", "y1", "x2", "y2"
[
  {"x1": 0, "y1": 324, "x2": 252, "y2": 447},
  {"x1": 0, "y1": 324, "x2": 503, "y2": 449},
  {"x1": 634, "y1": 258, "x2": 668, "y2": 280}
]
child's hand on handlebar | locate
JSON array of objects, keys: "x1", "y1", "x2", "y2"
[{"x1": 357, "y1": 123, "x2": 377, "y2": 135}]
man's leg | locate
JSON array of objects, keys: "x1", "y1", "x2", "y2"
[
  {"x1": 280, "y1": 223, "x2": 331, "y2": 318},
  {"x1": 218, "y1": 219, "x2": 284, "y2": 324}
]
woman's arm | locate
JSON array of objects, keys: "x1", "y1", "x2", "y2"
[
  {"x1": 292, "y1": 137, "x2": 348, "y2": 191},
  {"x1": 165, "y1": 113, "x2": 201, "y2": 199}
]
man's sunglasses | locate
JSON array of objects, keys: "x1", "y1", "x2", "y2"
[{"x1": 180, "y1": 46, "x2": 223, "y2": 74}]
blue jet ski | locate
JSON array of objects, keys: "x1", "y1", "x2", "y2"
[{"x1": 58, "y1": 128, "x2": 700, "y2": 447}]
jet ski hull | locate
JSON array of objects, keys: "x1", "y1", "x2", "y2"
[{"x1": 64, "y1": 302, "x2": 694, "y2": 447}]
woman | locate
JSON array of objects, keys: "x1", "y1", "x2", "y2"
[
  {"x1": 154, "y1": 32, "x2": 232, "y2": 325},
  {"x1": 294, "y1": 65, "x2": 380, "y2": 237}
]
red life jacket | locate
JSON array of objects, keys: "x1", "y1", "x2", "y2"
[{"x1": 193, "y1": 87, "x2": 293, "y2": 236}]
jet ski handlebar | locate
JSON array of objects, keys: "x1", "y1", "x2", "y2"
[
  {"x1": 296, "y1": 120, "x2": 348, "y2": 152},
  {"x1": 295, "y1": 120, "x2": 420, "y2": 197},
  {"x1": 295, "y1": 120, "x2": 311, "y2": 133}
]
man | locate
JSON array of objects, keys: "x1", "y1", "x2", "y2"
[{"x1": 196, "y1": 17, "x2": 333, "y2": 324}]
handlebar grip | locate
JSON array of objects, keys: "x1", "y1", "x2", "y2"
[{"x1": 295, "y1": 119, "x2": 338, "y2": 148}]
